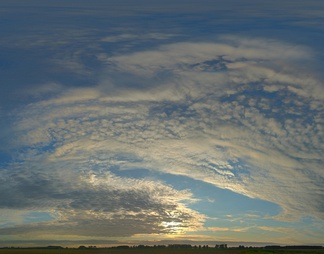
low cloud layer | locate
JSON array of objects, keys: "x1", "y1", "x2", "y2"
[
  {"x1": 1, "y1": 36, "x2": 323, "y2": 241},
  {"x1": 0, "y1": 164, "x2": 204, "y2": 237}
]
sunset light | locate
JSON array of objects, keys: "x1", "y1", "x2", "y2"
[{"x1": 0, "y1": 0, "x2": 323, "y2": 249}]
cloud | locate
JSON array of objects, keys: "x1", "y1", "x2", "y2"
[
  {"x1": 1, "y1": 36, "x2": 323, "y2": 240},
  {"x1": 106, "y1": 37, "x2": 311, "y2": 76},
  {"x1": 0, "y1": 165, "x2": 203, "y2": 237},
  {"x1": 21, "y1": 83, "x2": 63, "y2": 99},
  {"x1": 206, "y1": 227, "x2": 251, "y2": 233},
  {"x1": 101, "y1": 33, "x2": 176, "y2": 43}
]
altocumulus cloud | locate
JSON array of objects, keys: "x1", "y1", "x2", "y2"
[{"x1": 1, "y1": 36, "x2": 323, "y2": 239}]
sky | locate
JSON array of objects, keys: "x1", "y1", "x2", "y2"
[{"x1": 0, "y1": 0, "x2": 323, "y2": 248}]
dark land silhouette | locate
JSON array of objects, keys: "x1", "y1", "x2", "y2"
[{"x1": 0, "y1": 244, "x2": 323, "y2": 254}]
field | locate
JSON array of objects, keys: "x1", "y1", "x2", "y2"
[{"x1": 1, "y1": 248, "x2": 324, "y2": 254}]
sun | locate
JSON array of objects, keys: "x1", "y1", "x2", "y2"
[{"x1": 161, "y1": 221, "x2": 184, "y2": 234}]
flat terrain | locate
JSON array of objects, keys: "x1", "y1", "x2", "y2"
[{"x1": 1, "y1": 249, "x2": 324, "y2": 254}]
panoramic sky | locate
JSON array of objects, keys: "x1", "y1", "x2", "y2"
[{"x1": 0, "y1": 0, "x2": 323, "y2": 248}]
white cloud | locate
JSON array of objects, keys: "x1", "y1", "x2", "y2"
[{"x1": 2, "y1": 36, "x2": 324, "y2": 240}]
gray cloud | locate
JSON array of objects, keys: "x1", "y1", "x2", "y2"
[{"x1": 0, "y1": 162, "x2": 203, "y2": 237}]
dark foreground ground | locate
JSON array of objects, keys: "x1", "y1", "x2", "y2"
[{"x1": 1, "y1": 248, "x2": 324, "y2": 254}]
